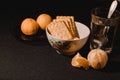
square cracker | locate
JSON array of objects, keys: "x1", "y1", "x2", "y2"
[
  {"x1": 56, "y1": 16, "x2": 79, "y2": 38},
  {"x1": 47, "y1": 20, "x2": 73, "y2": 40},
  {"x1": 47, "y1": 16, "x2": 79, "y2": 40}
]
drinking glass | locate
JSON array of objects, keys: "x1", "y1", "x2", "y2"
[{"x1": 90, "y1": 7, "x2": 120, "y2": 53}]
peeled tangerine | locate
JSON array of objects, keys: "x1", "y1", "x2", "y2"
[
  {"x1": 71, "y1": 52, "x2": 89, "y2": 70},
  {"x1": 21, "y1": 18, "x2": 39, "y2": 35},
  {"x1": 87, "y1": 48, "x2": 108, "y2": 69},
  {"x1": 36, "y1": 13, "x2": 52, "y2": 30}
]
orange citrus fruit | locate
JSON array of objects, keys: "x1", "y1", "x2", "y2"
[
  {"x1": 21, "y1": 18, "x2": 39, "y2": 35},
  {"x1": 36, "y1": 13, "x2": 52, "y2": 30}
]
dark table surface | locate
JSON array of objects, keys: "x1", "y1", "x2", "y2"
[{"x1": 0, "y1": 0, "x2": 120, "y2": 80}]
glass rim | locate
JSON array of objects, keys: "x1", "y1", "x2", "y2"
[{"x1": 91, "y1": 7, "x2": 120, "y2": 20}]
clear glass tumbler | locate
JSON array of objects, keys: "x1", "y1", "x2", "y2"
[{"x1": 90, "y1": 7, "x2": 120, "y2": 53}]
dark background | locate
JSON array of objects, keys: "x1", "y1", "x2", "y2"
[{"x1": 0, "y1": 0, "x2": 120, "y2": 80}]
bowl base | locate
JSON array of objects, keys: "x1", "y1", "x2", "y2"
[{"x1": 56, "y1": 50, "x2": 76, "y2": 56}]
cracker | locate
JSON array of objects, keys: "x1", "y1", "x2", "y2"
[
  {"x1": 53, "y1": 18, "x2": 71, "y2": 33},
  {"x1": 69, "y1": 16, "x2": 79, "y2": 37},
  {"x1": 47, "y1": 16, "x2": 79, "y2": 40},
  {"x1": 47, "y1": 20, "x2": 73, "y2": 40},
  {"x1": 56, "y1": 16, "x2": 74, "y2": 37}
]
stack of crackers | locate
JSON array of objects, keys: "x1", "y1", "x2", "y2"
[{"x1": 47, "y1": 16, "x2": 79, "y2": 40}]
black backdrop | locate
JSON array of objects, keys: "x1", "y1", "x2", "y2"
[{"x1": 0, "y1": 0, "x2": 120, "y2": 80}]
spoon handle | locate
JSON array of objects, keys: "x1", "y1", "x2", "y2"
[{"x1": 107, "y1": 0, "x2": 118, "y2": 18}]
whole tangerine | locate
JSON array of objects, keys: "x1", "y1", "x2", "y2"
[
  {"x1": 36, "y1": 13, "x2": 52, "y2": 30},
  {"x1": 21, "y1": 18, "x2": 39, "y2": 35},
  {"x1": 87, "y1": 48, "x2": 108, "y2": 69}
]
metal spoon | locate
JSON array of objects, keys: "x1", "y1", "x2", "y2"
[
  {"x1": 104, "y1": 0, "x2": 118, "y2": 33},
  {"x1": 103, "y1": 0, "x2": 118, "y2": 51},
  {"x1": 107, "y1": 0, "x2": 118, "y2": 18},
  {"x1": 103, "y1": 0, "x2": 118, "y2": 45}
]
